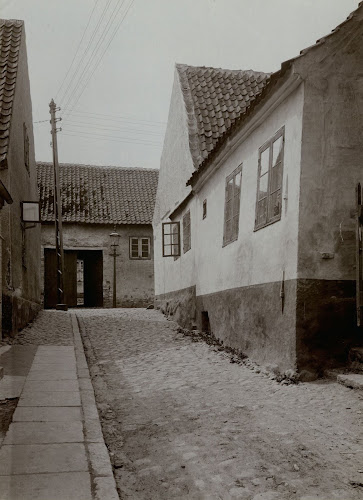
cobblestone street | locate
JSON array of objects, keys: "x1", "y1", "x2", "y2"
[{"x1": 77, "y1": 308, "x2": 363, "y2": 500}]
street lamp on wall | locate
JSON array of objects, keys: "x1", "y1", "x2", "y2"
[{"x1": 109, "y1": 231, "x2": 120, "y2": 308}]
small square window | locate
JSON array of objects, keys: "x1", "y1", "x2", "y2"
[{"x1": 129, "y1": 237, "x2": 151, "y2": 259}]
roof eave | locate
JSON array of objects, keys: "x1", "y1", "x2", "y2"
[{"x1": 188, "y1": 65, "x2": 303, "y2": 192}]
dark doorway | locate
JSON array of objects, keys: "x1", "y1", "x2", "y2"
[
  {"x1": 79, "y1": 250, "x2": 103, "y2": 308},
  {"x1": 44, "y1": 249, "x2": 103, "y2": 308},
  {"x1": 201, "y1": 311, "x2": 211, "y2": 333}
]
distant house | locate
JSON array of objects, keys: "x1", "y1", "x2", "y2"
[
  {"x1": 0, "y1": 19, "x2": 41, "y2": 336},
  {"x1": 37, "y1": 163, "x2": 158, "y2": 308},
  {"x1": 153, "y1": 4, "x2": 363, "y2": 376}
]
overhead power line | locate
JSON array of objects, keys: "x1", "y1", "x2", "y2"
[
  {"x1": 62, "y1": 131, "x2": 161, "y2": 147},
  {"x1": 68, "y1": 109, "x2": 167, "y2": 126},
  {"x1": 62, "y1": 0, "x2": 124, "y2": 112},
  {"x1": 55, "y1": 0, "x2": 100, "y2": 102},
  {"x1": 60, "y1": 0, "x2": 114, "y2": 107},
  {"x1": 65, "y1": 120, "x2": 164, "y2": 136},
  {"x1": 63, "y1": 127, "x2": 161, "y2": 144},
  {"x1": 63, "y1": 0, "x2": 135, "y2": 118}
]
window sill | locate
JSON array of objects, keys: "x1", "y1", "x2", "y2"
[
  {"x1": 254, "y1": 216, "x2": 281, "y2": 232},
  {"x1": 129, "y1": 257, "x2": 151, "y2": 260}
]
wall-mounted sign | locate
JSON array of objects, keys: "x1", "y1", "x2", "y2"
[{"x1": 21, "y1": 201, "x2": 41, "y2": 223}]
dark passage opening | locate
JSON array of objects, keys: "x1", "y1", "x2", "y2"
[
  {"x1": 201, "y1": 311, "x2": 211, "y2": 333},
  {"x1": 44, "y1": 249, "x2": 103, "y2": 308}
]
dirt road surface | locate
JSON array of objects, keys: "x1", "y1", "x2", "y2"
[{"x1": 76, "y1": 308, "x2": 363, "y2": 500}]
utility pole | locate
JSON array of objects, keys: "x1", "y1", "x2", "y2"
[{"x1": 49, "y1": 99, "x2": 67, "y2": 311}]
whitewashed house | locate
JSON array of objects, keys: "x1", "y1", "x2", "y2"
[{"x1": 153, "y1": 4, "x2": 363, "y2": 377}]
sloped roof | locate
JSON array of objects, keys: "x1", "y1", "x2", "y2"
[
  {"x1": 0, "y1": 19, "x2": 23, "y2": 166},
  {"x1": 187, "y1": 1, "x2": 363, "y2": 186},
  {"x1": 37, "y1": 163, "x2": 159, "y2": 225},
  {"x1": 176, "y1": 64, "x2": 270, "y2": 168}
]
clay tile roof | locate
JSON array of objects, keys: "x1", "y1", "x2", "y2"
[
  {"x1": 0, "y1": 19, "x2": 23, "y2": 165},
  {"x1": 186, "y1": 1, "x2": 363, "y2": 187},
  {"x1": 37, "y1": 163, "x2": 159, "y2": 225},
  {"x1": 177, "y1": 64, "x2": 270, "y2": 168}
]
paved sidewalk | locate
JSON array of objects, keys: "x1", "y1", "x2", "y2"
[{"x1": 0, "y1": 312, "x2": 118, "y2": 500}]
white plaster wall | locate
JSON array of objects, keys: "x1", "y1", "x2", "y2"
[
  {"x1": 154, "y1": 198, "x2": 197, "y2": 296},
  {"x1": 153, "y1": 68, "x2": 195, "y2": 225},
  {"x1": 155, "y1": 83, "x2": 304, "y2": 297}
]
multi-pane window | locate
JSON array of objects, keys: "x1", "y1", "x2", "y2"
[
  {"x1": 183, "y1": 210, "x2": 191, "y2": 253},
  {"x1": 23, "y1": 123, "x2": 29, "y2": 174},
  {"x1": 129, "y1": 237, "x2": 151, "y2": 259},
  {"x1": 255, "y1": 127, "x2": 284, "y2": 230},
  {"x1": 162, "y1": 222, "x2": 180, "y2": 257},
  {"x1": 223, "y1": 165, "x2": 242, "y2": 246}
]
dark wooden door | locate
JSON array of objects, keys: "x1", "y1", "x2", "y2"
[{"x1": 44, "y1": 249, "x2": 77, "y2": 308}]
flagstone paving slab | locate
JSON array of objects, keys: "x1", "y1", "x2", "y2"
[
  {"x1": 30, "y1": 361, "x2": 76, "y2": 369},
  {"x1": 19, "y1": 390, "x2": 81, "y2": 407},
  {"x1": 12, "y1": 406, "x2": 82, "y2": 422},
  {"x1": 27, "y1": 370, "x2": 77, "y2": 380},
  {"x1": 4, "y1": 421, "x2": 84, "y2": 444},
  {"x1": 0, "y1": 375, "x2": 26, "y2": 399},
  {"x1": 0, "y1": 471, "x2": 92, "y2": 500},
  {"x1": 0, "y1": 346, "x2": 37, "y2": 376},
  {"x1": 0, "y1": 443, "x2": 88, "y2": 475},
  {"x1": 23, "y1": 380, "x2": 79, "y2": 392}
]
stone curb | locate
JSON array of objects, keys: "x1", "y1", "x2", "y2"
[{"x1": 71, "y1": 312, "x2": 119, "y2": 500}]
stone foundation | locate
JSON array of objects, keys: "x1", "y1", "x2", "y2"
[
  {"x1": 155, "y1": 285, "x2": 196, "y2": 329},
  {"x1": 296, "y1": 279, "x2": 360, "y2": 373},
  {"x1": 156, "y1": 279, "x2": 361, "y2": 375},
  {"x1": 2, "y1": 293, "x2": 41, "y2": 336},
  {"x1": 196, "y1": 281, "x2": 297, "y2": 374}
]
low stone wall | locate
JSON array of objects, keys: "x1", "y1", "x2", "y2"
[{"x1": 2, "y1": 293, "x2": 41, "y2": 336}]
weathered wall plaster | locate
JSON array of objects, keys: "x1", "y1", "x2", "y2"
[
  {"x1": 0, "y1": 26, "x2": 41, "y2": 334},
  {"x1": 42, "y1": 223, "x2": 154, "y2": 308}
]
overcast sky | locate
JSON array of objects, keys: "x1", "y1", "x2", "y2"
[{"x1": 0, "y1": 0, "x2": 359, "y2": 169}]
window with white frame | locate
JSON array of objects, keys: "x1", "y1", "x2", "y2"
[
  {"x1": 129, "y1": 237, "x2": 151, "y2": 259},
  {"x1": 255, "y1": 127, "x2": 284, "y2": 230},
  {"x1": 223, "y1": 164, "x2": 242, "y2": 246}
]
